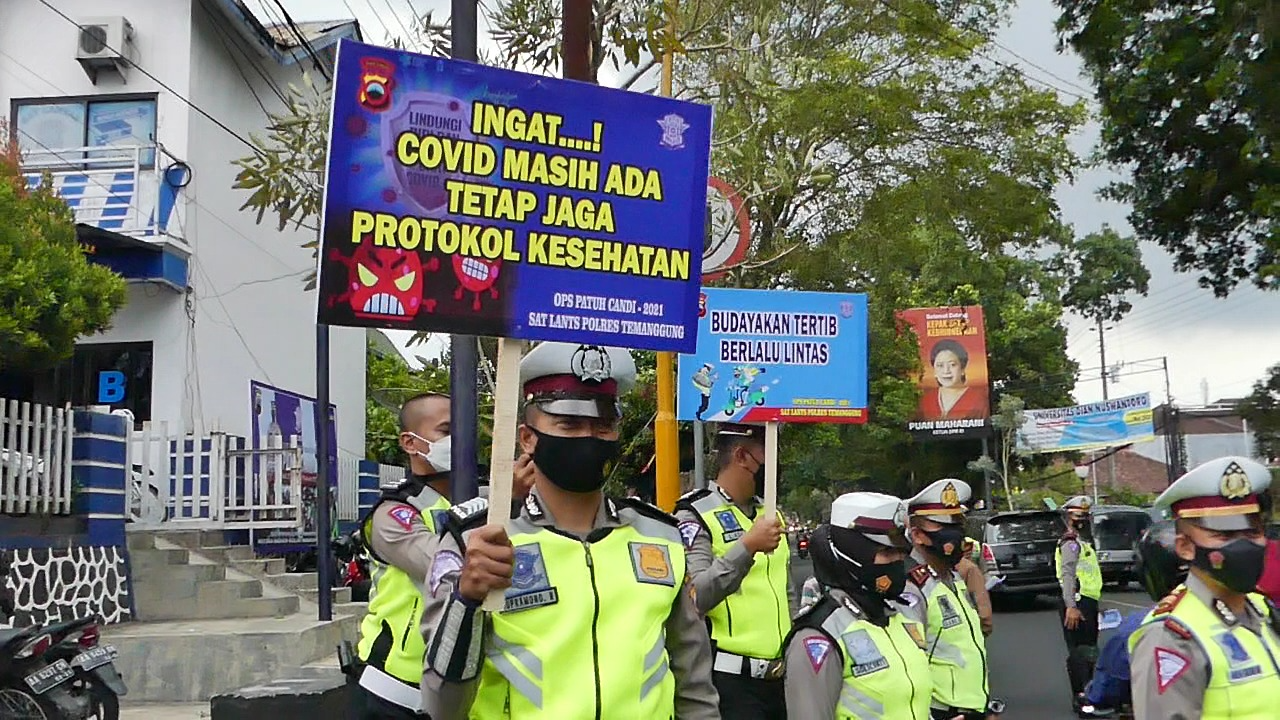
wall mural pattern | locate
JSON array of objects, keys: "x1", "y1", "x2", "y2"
[{"x1": 0, "y1": 546, "x2": 132, "y2": 628}]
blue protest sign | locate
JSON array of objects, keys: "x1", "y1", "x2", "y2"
[
  {"x1": 316, "y1": 40, "x2": 712, "y2": 352},
  {"x1": 677, "y1": 288, "x2": 870, "y2": 423}
]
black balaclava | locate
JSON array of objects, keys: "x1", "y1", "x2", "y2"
[{"x1": 810, "y1": 525, "x2": 906, "y2": 625}]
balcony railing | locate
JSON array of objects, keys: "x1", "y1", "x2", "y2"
[{"x1": 21, "y1": 144, "x2": 188, "y2": 244}]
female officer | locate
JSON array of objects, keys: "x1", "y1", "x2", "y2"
[{"x1": 783, "y1": 492, "x2": 934, "y2": 718}]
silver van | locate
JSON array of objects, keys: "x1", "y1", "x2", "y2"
[{"x1": 1092, "y1": 505, "x2": 1153, "y2": 587}]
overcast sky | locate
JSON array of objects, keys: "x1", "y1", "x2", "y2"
[{"x1": 285, "y1": 0, "x2": 1280, "y2": 409}]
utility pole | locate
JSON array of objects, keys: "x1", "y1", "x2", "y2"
[
  {"x1": 563, "y1": 0, "x2": 593, "y2": 82},
  {"x1": 449, "y1": 0, "x2": 481, "y2": 505},
  {"x1": 1160, "y1": 356, "x2": 1179, "y2": 486},
  {"x1": 1095, "y1": 318, "x2": 1118, "y2": 492}
]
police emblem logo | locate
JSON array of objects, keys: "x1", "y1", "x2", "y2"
[
  {"x1": 570, "y1": 345, "x2": 611, "y2": 383},
  {"x1": 843, "y1": 630, "x2": 889, "y2": 677},
  {"x1": 715, "y1": 509, "x2": 744, "y2": 542},
  {"x1": 630, "y1": 542, "x2": 675, "y2": 586},
  {"x1": 504, "y1": 543, "x2": 559, "y2": 613},
  {"x1": 839, "y1": 301, "x2": 854, "y2": 318},
  {"x1": 938, "y1": 595, "x2": 962, "y2": 629},
  {"x1": 1215, "y1": 632, "x2": 1262, "y2": 681},
  {"x1": 656, "y1": 113, "x2": 689, "y2": 150},
  {"x1": 941, "y1": 482, "x2": 960, "y2": 508},
  {"x1": 1220, "y1": 462, "x2": 1252, "y2": 500}
]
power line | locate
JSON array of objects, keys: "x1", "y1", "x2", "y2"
[{"x1": 268, "y1": 0, "x2": 333, "y2": 81}]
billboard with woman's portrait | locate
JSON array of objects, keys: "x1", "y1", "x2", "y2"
[{"x1": 897, "y1": 306, "x2": 991, "y2": 440}]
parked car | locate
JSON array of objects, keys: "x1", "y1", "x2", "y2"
[
  {"x1": 980, "y1": 510, "x2": 1067, "y2": 600},
  {"x1": 1091, "y1": 505, "x2": 1153, "y2": 587}
]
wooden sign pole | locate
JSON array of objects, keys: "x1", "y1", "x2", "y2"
[
  {"x1": 764, "y1": 420, "x2": 778, "y2": 524},
  {"x1": 482, "y1": 337, "x2": 523, "y2": 611}
]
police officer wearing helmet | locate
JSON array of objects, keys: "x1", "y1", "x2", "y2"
[
  {"x1": 1057, "y1": 494, "x2": 1105, "y2": 709},
  {"x1": 1075, "y1": 520, "x2": 1189, "y2": 718},
  {"x1": 354, "y1": 393, "x2": 456, "y2": 718},
  {"x1": 784, "y1": 492, "x2": 933, "y2": 719},
  {"x1": 1128, "y1": 456, "x2": 1280, "y2": 719},
  {"x1": 674, "y1": 422, "x2": 796, "y2": 719},
  {"x1": 896, "y1": 479, "x2": 995, "y2": 720},
  {"x1": 416, "y1": 342, "x2": 720, "y2": 719}
]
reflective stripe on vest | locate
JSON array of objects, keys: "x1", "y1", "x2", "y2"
[
  {"x1": 818, "y1": 606, "x2": 933, "y2": 719},
  {"x1": 1129, "y1": 586, "x2": 1280, "y2": 719},
  {"x1": 356, "y1": 486, "x2": 451, "y2": 689},
  {"x1": 469, "y1": 513, "x2": 686, "y2": 719},
  {"x1": 1055, "y1": 539, "x2": 1103, "y2": 600},
  {"x1": 913, "y1": 571, "x2": 988, "y2": 710},
  {"x1": 692, "y1": 492, "x2": 792, "y2": 658}
]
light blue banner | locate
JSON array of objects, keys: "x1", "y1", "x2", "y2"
[{"x1": 1017, "y1": 392, "x2": 1155, "y2": 454}]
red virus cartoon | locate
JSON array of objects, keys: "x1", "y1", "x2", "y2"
[
  {"x1": 328, "y1": 245, "x2": 440, "y2": 321},
  {"x1": 452, "y1": 256, "x2": 501, "y2": 311},
  {"x1": 698, "y1": 292, "x2": 708, "y2": 318},
  {"x1": 358, "y1": 58, "x2": 395, "y2": 112}
]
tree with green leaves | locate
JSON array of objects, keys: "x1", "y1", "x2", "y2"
[
  {"x1": 0, "y1": 121, "x2": 126, "y2": 371},
  {"x1": 968, "y1": 394, "x2": 1027, "y2": 511},
  {"x1": 1241, "y1": 363, "x2": 1280, "y2": 463},
  {"x1": 1054, "y1": 0, "x2": 1279, "y2": 296},
  {"x1": 1055, "y1": 224, "x2": 1151, "y2": 324},
  {"x1": 365, "y1": 339, "x2": 450, "y2": 464}
]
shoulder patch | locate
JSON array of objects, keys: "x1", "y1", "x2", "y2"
[
  {"x1": 908, "y1": 565, "x2": 931, "y2": 588},
  {"x1": 803, "y1": 636, "x2": 834, "y2": 672},
  {"x1": 678, "y1": 520, "x2": 702, "y2": 549},
  {"x1": 1152, "y1": 586, "x2": 1188, "y2": 617},
  {"x1": 428, "y1": 549, "x2": 463, "y2": 596},
  {"x1": 1063, "y1": 539, "x2": 1079, "y2": 553},
  {"x1": 616, "y1": 496, "x2": 679, "y2": 527},
  {"x1": 1162, "y1": 617, "x2": 1193, "y2": 640},
  {"x1": 1154, "y1": 647, "x2": 1190, "y2": 693},
  {"x1": 385, "y1": 503, "x2": 420, "y2": 531},
  {"x1": 447, "y1": 497, "x2": 489, "y2": 526},
  {"x1": 676, "y1": 488, "x2": 711, "y2": 507}
]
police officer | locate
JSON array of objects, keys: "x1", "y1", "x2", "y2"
[
  {"x1": 675, "y1": 423, "x2": 797, "y2": 719},
  {"x1": 354, "y1": 392, "x2": 455, "y2": 718},
  {"x1": 784, "y1": 492, "x2": 934, "y2": 719},
  {"x1": 1128, "y1": 456, "x2": 1280, "y2": 719},
  {"x1": 1076, "y1": 519, "x2": 1188, "y2": 718},
  {"x1": 897, "y1": 479, "x2": 994, "y2": 720},
  {"x1": 957, "y1": 534, "x2": 992, "y2": 637},
  {"x1": 417, "y1": 342, "x2": 720, "y2": 718},
  {"x1": 1057, "y1": 495, "x2": 1104, "y2": 708}
]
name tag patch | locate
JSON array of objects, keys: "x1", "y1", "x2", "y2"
[
  {"x1": 504, "y1": 544, "x2": 558, "y2": 613},
  {"x1": 938, "y1": 595, "x2": 962, "y2": 629},
  {"x1": 630, "y1": 542, "x2": 676, "y2": 586},
  {"x1": 1215, "y1": 632, "x2": 1262, "y2": 682},
  {"x1": 843, "y1": 630, "x2": 888, "y2": 677},
  {"x1": 715, "y1": 510, "x2": 743, "y2": 542}
]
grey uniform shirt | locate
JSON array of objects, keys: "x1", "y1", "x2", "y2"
[
  {"x1": 783, "y1": 589, "x2": 867, "y2": 717},
  {"x1": 1130, "y1": 573, "x2": 1277, "y2": 720},
  {"x1": 1058, "y1": 536, "x2": 1081, "y2": 608},
  {"x1": 418, "y1": 489, "x2": 720, "y2": 720},
  {"x1": 365, "y1": 484, "x2": 450, "y2": 585},
  {"x1": 674, "y1": 483, "x2": 800, "y2": 619}
]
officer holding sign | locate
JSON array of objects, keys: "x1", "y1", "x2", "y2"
[
  {"x1": 783, "y1": 491, "x2": 934, "y2": 719},
  {"x1": 415, "y1": 341, "x2": 720, "y2": 719},
  {"x1": 1128, "y1": 456, "x2": 1280, "y2": 719},
  {"x1": 675, "y1": 423, "x2": 797, "y2": 719},
  {"x1": 896, "y1": 479, "x2": 995, "y2": 720}
]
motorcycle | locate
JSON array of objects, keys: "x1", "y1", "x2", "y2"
[
  {"x1": 796, "y1": 533, "x2": 810, "y2": 559},
  {"x1": 333, "y1": 530, "x2": 371, "y2": 603},
  {"x1": 43, "y1": 617, "x2": 126, "y2": 720},
  {"x1": 0, "y1": 624, "x2": 91, "y2": 719}
]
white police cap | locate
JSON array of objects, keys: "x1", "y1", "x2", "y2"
[
  {"x1": 830, "y1": 492, "x2": 910, "y2": 548},
  {"x1": 1155, "y1": 456, "x2": 1272, "y2": 531},
  {"x1": 519, "y1": 342, "x2": 636, "y2": 419},
  {"x1": 907, "y1": 478, "x2": 971, "y2": 525},
  {"x1": 1063, "y1": 495, "x2": 1093, "y2": 513}
]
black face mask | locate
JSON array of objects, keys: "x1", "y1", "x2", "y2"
[
  {"x1": 869, "y1": 560, "x2": 907, "y2": 600},
  {"x1": 1071, "y1": 517, "x2": 1093, "y2": 540},
  {"x1": 922, "y1": 525, "x2": 966, "y2": 565},
  {"x1": 1191, "y1": 537, "x2": 1268, "y2": 594},
  {"x1": 752, "y1": 461, "x2": 766, "y2": 498},
  {"x1": 530, "y1": 429, "x2": 620, "y2": 494}
]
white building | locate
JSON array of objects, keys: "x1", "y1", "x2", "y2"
[{"x1": 0, "y1": 0, "x2": 367, "y2": 461}]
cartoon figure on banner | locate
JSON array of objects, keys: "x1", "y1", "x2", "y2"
[
  {"x1": 691, "y1": 363, "x2": 718, "y2": 420},
  {"x1": 698, "y1": 292, "x2": 708, "y2": 318},
  {"x1": 326, "y1": 245, "x2": 440, "y2": 321},
  {"x1": 357, "y1": 58, "x2": 395, "y2": 112},
  {"x1": 452, "y1": 256, "x2": 501, "y2": 311},
  {"x1": 384, "y1": 93, "x2": 474, "y2": 215},
  {"x1": 723, "y1": 366, "x2": 772, "y2": 416}
]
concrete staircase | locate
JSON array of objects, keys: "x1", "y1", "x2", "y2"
[{"x1": 110, "y1": 530, "x2": 368, "y2": 703}]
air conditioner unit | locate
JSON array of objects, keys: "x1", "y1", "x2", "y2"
[{"x1": 75, "y1": 16, "x2": 136, "y2": 84}]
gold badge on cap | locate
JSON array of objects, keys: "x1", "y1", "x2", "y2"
[
  {"x1": 941, "y1": 482, "x2": 960, "y2": 508},
  {"x1": 1220, "y1": 462, "x2": 1252, "y2": 500}
]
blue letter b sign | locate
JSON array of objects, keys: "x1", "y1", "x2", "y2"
[{"x1": 98, "y1": 371, "x2": 126, "y2": 403}]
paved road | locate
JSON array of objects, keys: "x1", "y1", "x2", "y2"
[{"x1": 790, "y1": 554, "x2": 1150, "y2": 718}]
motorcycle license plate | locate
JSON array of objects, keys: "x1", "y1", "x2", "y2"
[
  {"x1": 73, "y1": 644, "x2": 118, "y2": 671},
  {"x1": 24, "y1": 659, "x2": 74, "y2": 695}
]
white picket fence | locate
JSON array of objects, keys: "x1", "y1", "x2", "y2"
[
  {"x1": 126, "y1": 420, "x2": 304, "y2": 530},
  {"x1": 0, "y1": 399, "x2": 74, "y2": 515}
]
